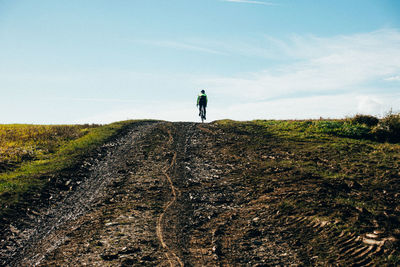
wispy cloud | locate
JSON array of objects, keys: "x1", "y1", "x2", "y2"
[
  {"x1": 80, "y1": 29, "x2": 400, "y2": 122},
  {"x1": 221, "y1": 0, "x2": 276, "y2": 5},
  {"x1": 157, "y1": 41, "x2": 225, "y2": 54},
  {"x1": 133, "y1": 40, "x2": 225, "y2": 55},
  {"x1": 385, "y1": 75, "x2": 400, "y2": 81},
  {"x1": 188, "y1": 28, "x2": 400, "y2": 118},
  {"x1": 209, "y1": 93, "x2": 400, "y2": 120},
  {"x1": 204, "y1": 29, "x2": 400, "y2": 100}
]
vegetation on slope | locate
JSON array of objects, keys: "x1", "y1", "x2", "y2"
[
  {"x1": 0, "y1": 124, "x2": 99, "y2": 173},
  {"x1": 0, "y1": 121, "x2": 140, "y2": 214}
]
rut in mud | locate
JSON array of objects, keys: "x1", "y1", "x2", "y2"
[{"x1": 1, "y1": 121, "x2": 398, "y2": 266}]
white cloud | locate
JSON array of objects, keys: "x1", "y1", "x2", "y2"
[
  {"x1": 385, "y1": 75, "x2": 400, "y2": 81},
  {"x1": 213, "y1": 95, "x2": 357, "y2": 120},
  {"x1": 202, "y1": 29, "x2": 400, "y2": 102},
  {"x1": 357, "y1": 96, "x2": 384, "y2": 115},
  {"x1": 221, "y1": 0, "x2": 276, "y2": 5}
]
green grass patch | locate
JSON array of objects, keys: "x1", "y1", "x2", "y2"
[{"x1": 249, "y1": 111, "x2": 400, "y2": 142}]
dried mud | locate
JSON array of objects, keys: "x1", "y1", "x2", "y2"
[{"x1": 0, "y1": 122, "x2": 398, "y2": 266}]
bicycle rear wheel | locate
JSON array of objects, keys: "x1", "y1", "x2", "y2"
[{"x1": 199, "y1": 107, "x2": 206, "y2": 123}]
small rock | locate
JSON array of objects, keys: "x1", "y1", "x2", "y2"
[
  {"x1": 141, "y1": 255, "x2": 156, "y2": 261},
  {"x1": 362, "y1": 237, "x2": 384, "y2": 245},
  {"x1": 253, "y1": 240, "x2": 262, "y2": 246},
  {"x1": 101, "y1": 253, "x2": 119, "y2": 261},
  {"x1": 366, "y1": 233, "x2": 378, "y2": 239},
  {"x1": 9, "y1": 225, "x2": 20, "y2": 234},
  {"x1": 246, "y1": 229, "x2": 262, "y2": 238},
  {"x1": 119, "y1": 246, "x2": 141, "y2": 254}
]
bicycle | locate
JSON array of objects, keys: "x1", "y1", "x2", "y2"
[
  {"x1": 197, "y1": 89, "x2": 208, "y2": 123},
  {"x1": 199, "y1": 106, "x2": 206, "y2": 123}
]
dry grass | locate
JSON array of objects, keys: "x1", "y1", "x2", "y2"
[
  {"x1": 0, "y1": 124, "x2": 98, "y2": 173},
  {"x1": 0, "y1": 121, "x2": 141, "y2": 214}
]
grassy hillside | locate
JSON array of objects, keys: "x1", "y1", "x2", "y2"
[
  {"x1": 214, "y1": 114, "x2": 400, "y2": 264},
  {"x1": 1, "y1": 113, "x2": 399, "y2": 264},
  {"x1": 0, "y1": 121, "x2": 141, "y2": 215}
]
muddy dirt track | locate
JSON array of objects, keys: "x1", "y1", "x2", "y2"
[{"x1": 1, "y1": 121, "x2": 397, "y2": 266}]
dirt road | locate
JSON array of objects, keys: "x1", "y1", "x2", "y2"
[{"x1": 2, "y1": 121, "x2": 393, "y2": 266}]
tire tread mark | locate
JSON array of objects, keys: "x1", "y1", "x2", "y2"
[{"x1": 156, "y1": 127, "x2": 184, "y2": 267}]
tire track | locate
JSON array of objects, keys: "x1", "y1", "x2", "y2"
[{"x1": 156, "y1": 128, "x2": 184, "y2": 267}]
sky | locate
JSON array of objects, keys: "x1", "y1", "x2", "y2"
[{"x1": 0, "y1": 0, "x2": 400, "y2": 124}]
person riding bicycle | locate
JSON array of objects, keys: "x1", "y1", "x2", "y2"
[{"x1": 197, "y1": 90, "x2": 208, "y2": 120}]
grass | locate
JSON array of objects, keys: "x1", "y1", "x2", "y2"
[
  {"x1": 0, "y1": 120, "x2": 142, "y2": 212},
  {"x1": 0, "y1": 124, "x2": 98, "y2": 172},
  {"x1": 247, "y1": 111, "x2": 400, "y2": 142},
  {"x1": 246, "y1": 118, "x2": 399, "y2": 215}
]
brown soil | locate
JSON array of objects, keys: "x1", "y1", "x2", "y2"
[{"x1": 0, "y1": 121, "x2": 398, "y2": 266}]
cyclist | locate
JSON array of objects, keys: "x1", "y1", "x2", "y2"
[{"x1": 197, "y1": 90, "x2": 208, "y2": 120}]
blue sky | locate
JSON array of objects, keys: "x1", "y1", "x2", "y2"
[{"x1": 1, "y1": 0, "x2": 400, "y2": 123}]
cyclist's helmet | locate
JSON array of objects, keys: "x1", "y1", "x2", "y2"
[{"x1": 201, "y1": 90, "x2": 205, "y2": 93}]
